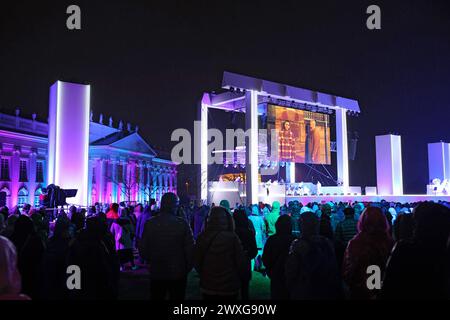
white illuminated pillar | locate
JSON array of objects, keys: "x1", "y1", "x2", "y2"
[
  {"x1": 336, "y1": 108, "x2": 349, "y2": 191},
  {"x1": 200, "y1": 103, "x2": 208, "y2": 203},
  {"x1": 48, "y1": 81, "x2": 90, "y2": 206},
  {"x1": 286, "y1": 162, "x2": 295, "y2": 183},
  {"x1": 245, "y1": 90, "x2": 259, "y2": 205},
  {"x1": 376, "y1": 134, "x2": 403, "y2": 195},
  {"x1": 428, "y1": 142, "x2": 450, "y2": 181}
]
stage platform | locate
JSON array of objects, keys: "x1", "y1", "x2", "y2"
[
  {"x1": 285, "y1": 194, "x2": 450, "y2": 205},
  {"x1": 208, "y1": 181, "x2": 450, "y2": 205}
]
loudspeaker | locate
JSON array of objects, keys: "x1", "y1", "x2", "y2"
[{"x1": 0, "y1": 191, "x2": 6, "y2": 207}]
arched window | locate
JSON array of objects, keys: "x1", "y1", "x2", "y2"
[
  {"x1": 18, "y1": 187, "x2": 29, "y2": 207},
  {"x1": 34, "y1": 187, "x2": 43, "y2": 207},
  {"x1": 0, "y1": 186, "x2": 10, "y2": 207}
]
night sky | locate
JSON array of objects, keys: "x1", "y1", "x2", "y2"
[{"x1": 1, "y1": 0, "x2": 449, "y2": 194}]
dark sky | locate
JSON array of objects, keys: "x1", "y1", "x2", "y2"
[{"x1": 1, "y1": 0, "x2": 449, "y2": 194}]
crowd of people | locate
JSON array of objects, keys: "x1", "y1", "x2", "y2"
[{"x1": 0, "y1": 194, "x2": 449, "y2": 300}]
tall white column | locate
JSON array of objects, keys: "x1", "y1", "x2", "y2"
[
  {"x1": 428, "y1": 142, "x2": 450, "y2": 182},
  {"x1": 285, "y1": 162, "x2": 295, "y2": 183},
  {"x1": 245, "y1": 90, "x2": 259, "y2": 205},
  {"x1": 28, "y1": 151, "x2": 37, "y2": 206},
  {"x1": 200, "y1": 103, "x2": 208, "y2": 203},
  {"x1": 376, "y1": 134, "x2": 403, "y2": 195},
  {"x1": 336, "y1": 108, "x2": 349, "y2": 191}
]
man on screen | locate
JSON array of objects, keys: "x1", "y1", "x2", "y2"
[
  {"x1": 279, "y1": 120, "x2": 295, "y2": 162},
  {"x1": 309, "y1": 120, "x2": 321, "y2": 163}
]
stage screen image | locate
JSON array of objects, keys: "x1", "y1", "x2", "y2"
[{"x1": 267, "y1": 104, "x2": 331, "y2": 165}]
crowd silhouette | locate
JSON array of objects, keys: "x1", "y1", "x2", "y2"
[{"x1": 0, "y1": 193, "x2": 449, "y2": 300}]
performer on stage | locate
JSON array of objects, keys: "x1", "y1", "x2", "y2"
[
  {"x1": 279, "y1": 120, "x2": 295, "y2": 162},
  {"x1": 308, "y1": 119, "x2": 321, "y2": 163}
]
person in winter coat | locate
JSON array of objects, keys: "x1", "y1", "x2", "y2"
[
  {"x1": 67, "y1": 216, "x2": 120, "y2": 299},
  {"x1": 194, "y1": 206, "x2": 248, "y2": 300},
  {"x1": 140, "y1": 192, "x2": 194, "y2": 300},
  {"x1": 265, "y1": 201, "x2": 281, "y2": 237},
  {"x1": 0, "y1": 236, "x2": 30, "y2": 300},
  {"x1": 106, "y1": 203, "x2": 120, "y2": 220},
  {"x1": 342, "y1": 207, "x2": 393, "y2": 299},
  {"x1": 248, "y1": 204, "x2": 265, "y2": 271},
  {"x1": 110, "y1": 207, "x2": 137, "y2": 271},
  {"x1": 40, "y1": 215, "x2": 73, "y2": 299},
  {"x1": 232, "y1": 208, "x2": 258, "y2": 300},
  {"x1": 262, "y1": 215, "x2": 295, "y2": 299},
  {"x1": 285, "y1": 211, "x2": 342, "y2": 299},
  {"x1": 9, "y1": 215, "x2": 45, "y2": 299},
  {"x1": 135, "y1": 205, "x2": 152, "y2": 253},
  {"x1": 380, "y1": 202, "x2": 450, "y2": 299}
]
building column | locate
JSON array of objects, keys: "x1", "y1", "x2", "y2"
[
  {"x1": 10, "y1": 148, "x2": 20, "y2": 206},
  {"x1": 245, "y1": 90, "x2": 259, "y2": 205},
  {"x1": 87, "y1": 159, "x2": 94, "y2": 205},
  {"x1": 28, "y1": 151, "x2": 37, "y2": 206},
  {"x1": 96, "y1": 158, "x2": 105, "y2": 204},
  {"x1": 336, "y1": 108, "x2": 349, "y2": 191}
]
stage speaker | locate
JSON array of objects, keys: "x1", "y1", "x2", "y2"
[{"x1": 0, "y1": 191, "x2": 6, "y2": 207}]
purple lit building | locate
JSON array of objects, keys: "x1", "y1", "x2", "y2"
[{"x1": 0, "y1": 108, "x2": 177, "y2": 208}]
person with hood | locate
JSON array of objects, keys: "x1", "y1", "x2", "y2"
[
  {"x1": 193, "y1": 204, "x2": 209, "y2": 239},
  {"x1": 380, "y1": 202, "x2": 450, "y2": 299},
  {"x1": 219, "y1": 199, "x2": 231, "y2": 214},
  {"x1": 0, "y1": 236, "x2": 30, "y2": 300},
  {"x1": 319, "y1": 203, "x2": 334, "y2": 241},
  {"x1": 106, "y1": 203, "x2": 120, "y2": 221},
  {"x1": 262, "y1": 215, "x2": 295, "y2": 299},
  {"x1": 110, "y1": 207, "x2": 137, "y2": 271},
  {"x1": 342, "y1": 207, "x2": 393, "y2": 299},
  {"x1": 40, "y1": 215, "x2": 73, "y2": 299},
  {"x1": 9, "y1": 215, "x2": 45, "y2": 299},
  {"x1": 194, "y1": 206, "x2": 247, "y2": 300},
  {"x1": 140, "y1": 192, "x2": 194, "y2": 300},
  {"x1": 232, "y1": 208, "x2": 258, "y2": 300},
  {"x1": 248, "y1": 204, "x2": 266, "y2": 271},
  {"x1": 67, "y1": 216, "x2": 120, "y2": 299},
  {"x1": 135, "y1": 205, "x2": 152, "y2": 256},
  {"x1": 265, "y1": 201, "x2": 281, "y2": 237},
  {"x1": 285, "y1": 211, "x2": 342, "y2": 299}
]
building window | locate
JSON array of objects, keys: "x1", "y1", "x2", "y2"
[
  {"x1": 34, "y1": 188, "x2": 42, "y2": 207},
  {"x1": 1, "y1": 159, "x2": 10, "y2": 181},
  {"x1": 19, "y1": 160, "x2": 28, "y2": 182},
  {"x1": 18, "y1": 187, "x2": 28, "y2": 207},
  {"x1": 36, "y1": 162, "x2": 44, "y2": 183}
]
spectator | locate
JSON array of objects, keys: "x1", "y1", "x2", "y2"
[
  {"x1": 67, "y1": 216, "x2": 120, "y2": 299},
  {"x1": 135, "y1": 205, "x2": 152, "y2": 254},
  {"x1": 0, "y1": 236, "x2": 29, "y2": 300},
  {"x1": 110, "y1": 208, "x2": 137, "y2": 271},
  {"x1": 106, "y1": 203, "x2": 120, "y2": 220},
  {"x1": 342, "y1": 207, "x2": 393, "y2": 299},
  {"x1": 380, "y1": 202, "x2": 450, "y2": 299},
  {"x1": 262, "y1": 215, "x2": 295, "y2": 299},
  {"x1": 9, "y1": 215, "x2": 45, "y2": 299},
  {"x1": 265, "y1": 201, "x2": 281, "y2": 237},
  {"x1": 248, "y1": 204, "x2": 266, "y2": 271},
  {"x1": 40, "y1": 215, "x2": 73, "y2": 299},
  {"x1": 285, "y1": 211, "x2": 342, "y2": 299},
  {"x1": 233, "y1": 208, "x2": 258, "y2": 300},
  {"x1": 140, "y1": 192, "x2": 194, "y2": 300},
  {"x1": 194, "y1": 206, "x2": 247, "y2": 300}
]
